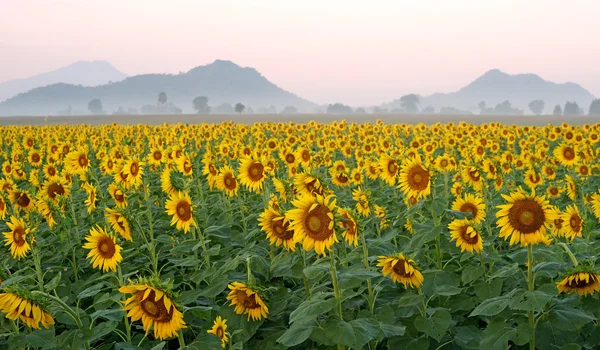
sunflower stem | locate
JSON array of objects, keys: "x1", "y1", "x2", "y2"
[
  {"x1": 178, "y1": 330, "x2": 186, "y2": 348},
  {"x1": 558, "y1": 242, "x2": 579, "y2": 267},
  {"x1": 329, "y1": 251, "x2": 343, "y2": 318},
  {"x1": 236, "y1": 193, "x2": 248, "y2": 232},
  {"x1": 143, "y1": 181, "x2": 159, "y2": 278},
  {"x1": 360, "y1": 226, "x2": 374, "y2": 314},
  {"x1": 527, "y1": 244, "x2": 535, "y2": 350},
  {"x1": 300, "y1": 250, "x2": 311, "y2": 298},
  {"x1": 246, "y1": 257, "x2": 256, "y2": 286},
  {"x1": 117, "y1": 266, "x2": 132, "y2": 344},
  {"x1": 31, "y1": 241, "x2": 44, "y2": 291},
  {"x1": 479, "y1": 252, "x2": 487, "y2": 282}
]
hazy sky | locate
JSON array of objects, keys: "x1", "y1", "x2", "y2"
[{"x1": 1, "y1": 0, "x2": 598, "y2": 105}]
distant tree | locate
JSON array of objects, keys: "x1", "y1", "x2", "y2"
[
  {"x1": 372, "y1": 106, "x2": 382, "y2": 114},
  {"x1": 354, "y1": 107, "x2": 366, "y2": 114},
  {"x1": 528, "y1": 100, "x2": 545, "y2": 115},
  {"x1": 553, "y1": 104, "x2": 562, "y2": 116},
  {"x1": 478, "y1": 101, "x2": 486, "y2": 111},
  {"x1": 589, "y1": 99, "x2": 600, "y2": 116},
  {"x1": 192, "y1": 96, "x2": 211, "y2": 114},
  {"x1": 326, "y1": 103, "x2": 353, "y2": 114},
  {"x1": 439, "y1": 107, "x2": 472, "y2": 115},
  {"x1": 281, "y1": 106, "x2": 299, "y2": 114},
  {"x1": 493, "y1": 100, "x2": 523, "y2": 115},
  {"x1": 235, "y1": 103, "x2": 246, "y2": 114},
  {"x1": 214, "y1": 103, "x2": 234, "y2": 114},
  {"x1": 158, "y1": 92, "x2": 167, "y2": 106},
  {"x1": 399, "y1": 94, "x2": 420, "y2": 113},
  {"x1": 421, "y1": 105, "x2": 435, "y2": 114},
  {"x1": 114, "y1": 106, "x2": 126, "y2": 115},
  {"x1": 140, "y1": 102, "x2": 182, "y2": 114},
  {"x1": 563, "y1": 101, "x2": 581, "y2": 116},
  {"x1": 246, "y1": 106, "x2": 254, "y2": 114},
  {"x1": 88, "y1": 99, "x2": 103, "y2": 115}
]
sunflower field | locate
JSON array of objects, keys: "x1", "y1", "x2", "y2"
[{"x1": 1, "y1": 120, "x2": 600, "y2": 350}]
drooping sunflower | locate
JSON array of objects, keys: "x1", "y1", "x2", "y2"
[
  {"x1": 287, "y1": 194, "x2": 338, "y2": 256},
  {"x1": 0, "y1": 291, "x2": 54, "y2": 329},
  {"x1": 165, "y1": 191, "x2": 196, "y2": 233},
  {"x1": 565, "y1": 175, "x2": 577, "y2": 201},
  {"x1": 202, "y1": 157, "x2": 219, "y2": 190},
  {"x1": 448, "y1": 219, "x2": 483, "y2": 253},
  {"x1": 374, "y1": 204, "x2": 389, "y2": 229},
  {"x1": 207, "y1": 316, "x2": 229, "y2": 348},
  {"x1": 120, "y1": 282, "x2": 186, "y2": 340},
  {"x1": 557, "y1": 271, "x2": 600, "y2": 296},
  {"x1": 352, "y1": 187, "x2": 371, "y2": 217},
  {"x1": 3, "y1": 216, "x2": 31, "y2": 260},
  {"x1": 10, "y1": 190, "x2": 35, "y2": 213},
  {"x1": 378, "y1": 155, "x2": 399, "y2": 186},
  {"x1": 83, "y1": 182, "x2": 97, "y2": 214},
  {"x1": 496, "y1": 190, "x2": 554, "y2": 246},
  {"x1": 554, "y1": 143, "x2": 579, "y2": 166},
  {"x1": 105, "y1": 208, "x2": 133, "y2": 241},
  {"x1": 36, "y1": 199, "x2": 57, "y2": 228},
  {"x1": 338, "y1": 207, "x2": 359, "y2": 247},
  {"x1": 398, "y1": 157, "x2": 431, "y2": 200},
  {"x1": 215, "y1": 166, "x2": 239, "y2": 197},
  {"x1": 451, "y1": 193, "x2": 486, "y2": 223},
  {"x1": 82, "y1": 226, "x2": 123, "y2": 272},
  {"x1": 226, "y1": 282, "x2": 269, "y2": 321},
  {"x1": 238, "y1": 157, "x2": 268, "y2": 193},
  {"x1": 258, "y1": 207, "x2": 296, "y2": 251},
  {"x1": 109, "y1": 183, "x2": 128, "y2": 209},
  {"x1": 561, "y1": 205, "x2": 583, "y2": 240},
  {"x1": 377, "y1": 253, "x2": 424, "y2": 288}
]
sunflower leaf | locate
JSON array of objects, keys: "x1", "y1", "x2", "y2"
[
  {"x1": 414, "y1": 308, "x2": 451, "y2": 342},
  {"x1": 469, "y1": 296, "x2": 510, "y2": 317},
  {"x1": 277, "y1": 319, "x2": 315, "y2": 347},
  {"x1": 289, "y1": 296, "x2": 338, "y2": 324},
  {"x1": 479, "y1": 319, "x2": 517, "y2": 350},
  {"x1": 508, "y1": 290, "x2": 554, "y2": 312}
]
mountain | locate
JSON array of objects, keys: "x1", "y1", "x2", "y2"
[
  {"x1": 385, "y1": 69, "x2": 596, "y2": 113},
  {"x1": 0, "y1": 60, "x2": 317, "y2": 116},
  {"x1": 0, "y1": 61, "x2": 128, "y2": 103}
]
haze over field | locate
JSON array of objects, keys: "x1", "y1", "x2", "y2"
[{"x1": 0, "y1": 0, "x2": 599, "y2": 116}]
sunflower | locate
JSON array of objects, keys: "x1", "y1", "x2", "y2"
[
  {"x1": 0, "y1": 291, "x2": 54, "y2": 329},
  {"x1": 542, "y1": 165, "x2": 556, "y2": 180},
  {"x1": 120, "y1": 283, "x2": 186, "y2": 340},
  {"x1": 376, "y1": 253, "x2": 424, "y2": 288},
  {"x1": 215, "y1": 166, "x2": 239, "y2": 197},
  {"x1": 0, "y1": 196, "x2": 6, "y2": 219},
  {"x1": 374, "y1": 204, "x2": 389, "y2": 229},
  {"x1": 202, "y1": 158, "x2": 219, "y2": 190},
  {"x1": 10, "y1": 190, "x2": 35, "y2": 213},
  {"x1": 147, "y1": 148, "x2": 165, "y2": 167},
  {"x1": 226, "y1": 282, "x2": 269, "y2": 321},
  {"x1": 207, "y1": 316, "x2": 229, "y2": 348},
  {"x1": 41, "y1": 177, "x2": 69, "y2": 203},
  {"x1": 557, "y1": 271, "x2": 600, "y2": 296},
  {"x1": 565, "y1": 175, "x2": 577, "y2": 201},
  {"x1": 83, "y1": 226, "x2": 123, "y2": 272},
  {"x1": 176, "y1": 154, "x2": 193, "y2": 177},
  {"x1": 352, "y1": 187, "x2": 371, "y2": 217},
  {"x1": 165, "y1": 191, "x2": 196, "y2": 233},
  {"x1": 561, "y1": 205, "x2": 583, "y2": 240},
  {"x1": 378, "y1": 155, "x2": 398, "y2": 186},
  {"x1": 451, "y1": 193, "x2": 486, "y2": 223},
  {"x1": 496, "y1": 190, "x2": 554, "y2": 246},
  {"x1": 105, "y1": 208, "x2": 133, "y2": 241},
  {"x1": 258, "y1": 207, "x2": 296, "y2": 251},
  {"x1": 83, "y1": 182, "x2": 97, "y2": 214},
  {"x1": 331, "y1": 171, "x2": 351, "y2": 187},
  {"x1": 293, "y1": 173, "x2": 325, "y2": 197},
  {"x1": 239, "y1": 157, "x2": 268, "y2": 193},
  {"x1": 2, "y1": 216, "x2": 31, "y2": 260},
  {"x1": 523, "y1": 169, "x2": 543, "y2": 189},
  {"x1": 461, "y1": 165, "x2": 484, "y2": 191},
  {"x1": 66, "y1": 149, "x2": 90, "y2": 175},
  {"x1": 554, "y1": 143, "x2": 579, "y2": 166},
  {"x1": 36, "y1": 199, "x2": 57, "y2": 228},
  {"x1": 109, "y1": 183, "x2": 128, "y2": 209},
  {"x1": 546, "y1": 186, "x2": 562, "y2": 198},
  {"x1": 123, "y1": 158, "x2": 144, "y2": 187},
  {"x1": 287, "y1": 194, "x2": 338, "y2": 256},
  {"x1": 398, "y1": 157, "x2": 431, "y2": 200},
  {"x1": 448, "y1": 219, "x2": 483, "y2": 253},
  {"x1": 272, "y1": 178, "x2": 288, "y2": 202},
  {"x1": 338, "y1": 207, "x2": 359, "y2": 247},
  {"x1": 0, "y1": 177, "x2": 14, "y2": 194},
  {"x1": 451, "y1": 182, "x2": 463, "y2": 197}
]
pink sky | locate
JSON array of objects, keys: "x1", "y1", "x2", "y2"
[{"x1": 1, "y1": 0, "x2": 598, "y2": 105}]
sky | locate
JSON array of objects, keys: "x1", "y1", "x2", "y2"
[{"x1": 1, "y1": 0, "x2": 599, "y2": 105}]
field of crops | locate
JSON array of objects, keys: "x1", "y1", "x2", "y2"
[{"x1": 1, "y1": 120, "x2": 600, "y2": 350}]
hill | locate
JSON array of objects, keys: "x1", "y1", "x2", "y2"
[
  {"x1": 0, "y1": 61, "x2": 128, "y2": 103},
  {"x1": 0, "y1": 60, "x2": 317, "y2": 116},
  {"x1": 385, "y1": 69, "x2": 596, "y2": 113}
]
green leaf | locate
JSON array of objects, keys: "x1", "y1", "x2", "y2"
[
  {"x1": 25, "y1": 329, "x2": 55, "y2": 347},
  {"x1": 289, "y1": 297, "x2": 337, "y2": 324},
  {"x1": 277, "y1": 319, "x2": 314, "y2": 347},
  {"x1": 396, "y1": 292, "x2": 422, "y2": 307},
  {"x1": 45, "y1": 272, "x2": 62, "y2": 291},
  {"x1": 454, "y1": 325, "x2": 481, "y2": 349},
  {"x1": 349, "y1": 318, "x2": 380, "y2": 348},
  {"x1": 469, "y1": 296, "x2": 509, "y2": 317},
  {"x1": 89, "y1": 321, "x2": 118, "y2": 342},
  {"x1": 303, "y1": 263, "x2": 329, "y2": 280},
  {"x1": 324, "y1": 317, "x2": 356, "y2": 348},
  {"x1": 479, "y1": 320, "x2": 517, "y2": 350},
  {"x1": 461, "y1": 265, "x2": 484, "y2": 285},
  {"x1": 200, "y1": 275, "x2": 229, "y2": 298},
  {"x1": 509, "y1": 290, "x2": 553, "y2": 312},
  {"x1": 515, "y1": 321, "x2": 533, "y2": 346},
  {"x1": 78, "y1": 282, "x2": 106, "y2": 299},
  {"x1": 474, "y1": 278, "x2": 503, "y2": 300},
  {"x1": 409, "y1": 224, "x2": 441, "y2": 251},
  {"x1": 548, "y1": 307, "x2": 596, "y2": 331},
  {"x1": 183, "y1": 333, "x2": 224, "y2": 350},
  {"x1": 414, "y1": 309, "x2": 451, "y2": 342},
  {"x1": 379, "y1": 322, "x2": 406, "y2": 338},
  {"x1": 560, "y1": 344, "x2": 582, "y2": 350}
]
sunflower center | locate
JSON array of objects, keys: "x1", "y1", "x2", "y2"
[
  {"x1": 566, "y1": 275, "x2": 596, "y2": 289},
  {"x1": 216, "y1": 327, "x2": 225, "y2": 339},
  {"x1": 176, "y1": 200, "x2": 192, "y2": 221},
  {"x1": 97, "y1": 237, "x2": 116, "y2": 258},
  {"x1": 302, "y1": 150, "x2": 310, "y2": 161},
  {"x1": 459, "y1": 203, "x2": 478, "y2": 218},
  {"x1": 248, "y1": 163, "x2": 264, "y2": 181},
  {"x1": 387, "y1": 160, "x2": 397, "y2": 174},
  {"x1": 570, "y1": 214, "x2": 582, "y2": 231},
  {"x1": 392, "y1": 259, "x2": 410, "y2": 277},
  {"x1": 336, "y1": 173, "x2": 349, "y2": 183},
  {"x1": 340, "y1": 213, "x2": 356, "y2": 236},
  {"x1": 272, "y1": 219, "x2": 294, "y2": 240},
  {"x1": 32, "y1": 153, "x2": 40, "y2": 163},
  {"x1": 17, "y1": 193, "x2": 31, "y2": 207},
  {"x1": 285, "y1": 154, "x2": 295, "y2": 164},
  {"x1": 508, "y1": 198, "x2": 546, "y2": 234},
  {"x1": 408, "y1": 166, "x2": 430, "y2": 190},
  {"x1": 115, "y1": 190, "x2": 125, "y2": 202},
  {"x1": 48, "y1": 166, "x2": 56, "y2": 176},
  {"x1": 563, "y1": 148, "x2": 574, "y2": 160},
  {"x1": 460, "y1": 226, "x2": 479, "y2": 244},
  {"x1": 13, "y1": 227, "x2": 26, "y2": 246},
  {"x1": 130, "y1": 163, "x2": 139, "y2": 176},
  {"x1": 184, "y1": 161, "x2": 192, "y2": 173},
  {"x1": 153, "y1": 151, "x2": 162, "y2": 160},
  {"x1": 304, "y1": 204, "x2": 333, "y2": 241},
  {"x1": 138, "y1": 290, "x2": 174, "y2": 323},
  {"x1": 440, "y1": 159, "x2": 448, "y2": 167},
  {"x1": 78, "y1": 154, "x2": 88, "y2": 167},
  {"x1": 47, "y1": 183, "x2": 65, "y2": 199},
  {"x1": 223, "y1": 173, "x2": 236, "y2": 190}
]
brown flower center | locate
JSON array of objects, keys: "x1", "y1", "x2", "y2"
[
  {"x1": 408, "y1": 165, "x2": 430, "y2": 190},
  {"x1": 392, "y1": 259, "x2": 411, "y2": 277},
  {"x1": 97, "y1": 236, "x2": 116, "y2": 258},
  {"x1": 47, "y1": 183, "x2": 65, "y2": 199},
  {"x1": 17, "y1": 192, "x2": 31, "y2": 208},
  {"x1": 563, "y1": 147, "x2": 575, "y2": 160},
  {"x1": 137, "y1": 290, "x2": 173, "y2": 322},
  {"x1": 223, "y1": 173, "x2": 237, "y2": 190},
  {"x1": 247, "y1": 162, "x2": 264, "y2": 181},
  {"x1": 176, "y1": 200, "x2": 192, "y2": 221},
  {"x1": 569, "y1": 214, "x2": 582, "y2": 232},
  {"x1": 304, "y1": 204, "x2": 333, "y2": 241},
  {"x1": 272, "y1": 218, "x2": 294, "y2": 240},
  {"x1": 153, "y1": 151, "x2": 162, "y2": 160},
  {"x1": 459, "y1": 202, "x2": 478, "y2": 218},
  {"x1": 387, "y1": 160, "x2": 397, "y2": 174},
  {"x1": 78, "y1": 154, "x2": 89, "y2": 167},
  {"x1": 13, "y1": 226, "x2": 26, "y2": 246},
  {"x1": 508, "y1": 198, "x2": 545, "y2": 234},
  {"x1": 459, "y1": 226, "x2": 479, "y2": 244}
]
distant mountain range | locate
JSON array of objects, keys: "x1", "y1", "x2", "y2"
[
  {"x1": 0, "y1": 60, "x2": 317, "y2": 116},
  {"x1": 0, "y1": 61, "x2": 596, "y2": 116},
  {"x1": 0, "y1": 61, "x2": 128, "y2": 104},
  {"x1": 385, "y1": 69, "x2": 596, "y2": 113}
]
